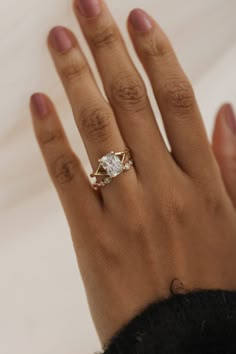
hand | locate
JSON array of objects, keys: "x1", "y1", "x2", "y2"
[{"x1": 30, "y1": 0, "x2": 236, "y2": 349}]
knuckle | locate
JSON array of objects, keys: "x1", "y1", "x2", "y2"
[
  {"x1": 51, "y1": 153, "x2": 79, "y2": 185},
  {"x1": 162, "y1": 79, "x2": 195, "y2": 113},
  {"x1": 79, "y1": 107, "x2": 112, "y2": 143},
  {"x1": 110, "y1": 74, "x2": 148, "y2": 112},
  {"x1": 38, "y1": 129, "x2": 64, "y2": 146},
  {"x1": 90, "y1": 26, "x2": 118, "y2": 49},
  {"x1": 61, "y1": 56, "x2": 87, "y2": 83},
  {"x1": 141, "y1": 33, "x2": 170, "y2": 59}
]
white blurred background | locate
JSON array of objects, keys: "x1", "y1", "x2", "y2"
[{"x1": 0, "y1": 0, "x2": 236, "y2": 353}]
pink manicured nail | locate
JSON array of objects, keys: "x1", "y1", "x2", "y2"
[
  {"x1": 49, "y1": 26, "x2": 73, "y2": 52},
  {"x1": 224, "y1": 104, "x2": 236, "y2": 134},
  {"x1": 129, "y1": 9, "x2": 153, "y2": 32},
  {"x1": 76, "y1": 0, "x2": 101, "y2": 17},
  {"x1": 31, "y1": 93, "x2": 50, "y2": 118}
]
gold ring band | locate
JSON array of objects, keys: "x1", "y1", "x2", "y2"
[{"x1": 90, "y1": 148, "x2": 134, "y2": 190}]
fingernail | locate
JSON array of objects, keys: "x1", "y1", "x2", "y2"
[
  {"x1": 49, "y1": 26, "x2": 73, "y2": 52},
  {"x1": 224, "y1": 104, "x2": 236, "y2": 135},
  {"x1": 31, "y1": 93, "x2": 50, "y2": 118},
  {"x1": 76, "y1": 0, "x2": 101, "y2": 17},
  {"x1": 129, "y1": 9, "x2": 153, "y2": 32}
]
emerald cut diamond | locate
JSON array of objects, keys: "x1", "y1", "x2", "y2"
[{"x1": 100, "y1": 152, "x2": 123, "y2": 178}]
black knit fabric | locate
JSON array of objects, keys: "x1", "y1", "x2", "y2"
[{"x1": 104, "y1": 290, "x2": 236, "y2": 354}]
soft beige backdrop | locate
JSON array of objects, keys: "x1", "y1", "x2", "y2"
[{"x1": 0, "y1": 0, "x2": 236, "y2": 353}]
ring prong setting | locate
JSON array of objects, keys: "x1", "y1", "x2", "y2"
[{"x1": 90, "y1": 148, "x2": 133, "y2": 189}]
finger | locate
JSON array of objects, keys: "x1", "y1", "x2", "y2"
[
  {"x1": 73, "y1": 0, "x2": 172, "y2": 176},
  {"x1": 128, "y1": 9, "x2": 216, "y2": 179},
  {"x1": 30, "y1": 93, "x2": 101, "y2": 222},
  {"x1": 47, "y1": 26, "x2": 125, "y2": 173},
  {"x1": 212, "y1": 104, "x2": 236, "y2": 208}
]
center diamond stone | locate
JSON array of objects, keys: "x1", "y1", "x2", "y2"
[{"x1": 100, "y1": 152, "x2": 123, "y2": 178}]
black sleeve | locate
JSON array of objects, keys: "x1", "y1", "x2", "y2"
[{"x1": 103, "y1": 290, "x2": 236, "y2": 354}]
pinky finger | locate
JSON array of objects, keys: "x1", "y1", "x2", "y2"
[
  {"x1": 30, "y1": 93, "x2": 100, "y2": 224},
  {"x1": 212, "y1": 103, "x2": 236, "y2": 208}
]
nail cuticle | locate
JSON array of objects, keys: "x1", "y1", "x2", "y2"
[
  {"x1": 76, "y1": 0, "x2": 101, "y2": 18},
  {"x1": 49, "y1": 27, "x2": 73, "y2": 53},
  {"x1": 129, "y1": 9, "x2": 153, "y2": 32}
]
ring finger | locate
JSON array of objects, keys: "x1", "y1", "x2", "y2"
[{"x1": 48, "y1": 26, "x2": 136, "y2": 200}]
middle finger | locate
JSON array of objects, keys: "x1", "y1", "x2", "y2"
[
  {"x1": 73, "y1": 0, "x2": 173, "y2": 176},
  {"x1": 48, "y1": 27, "x2": 136, "y2": 200},
  {"x1": 48, "y1": 27, "x2": 123, "y2": 170}
]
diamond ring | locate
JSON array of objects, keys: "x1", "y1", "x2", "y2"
[{"x1": 90, "y1": 148, "x2": 134, "y2": 190}]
